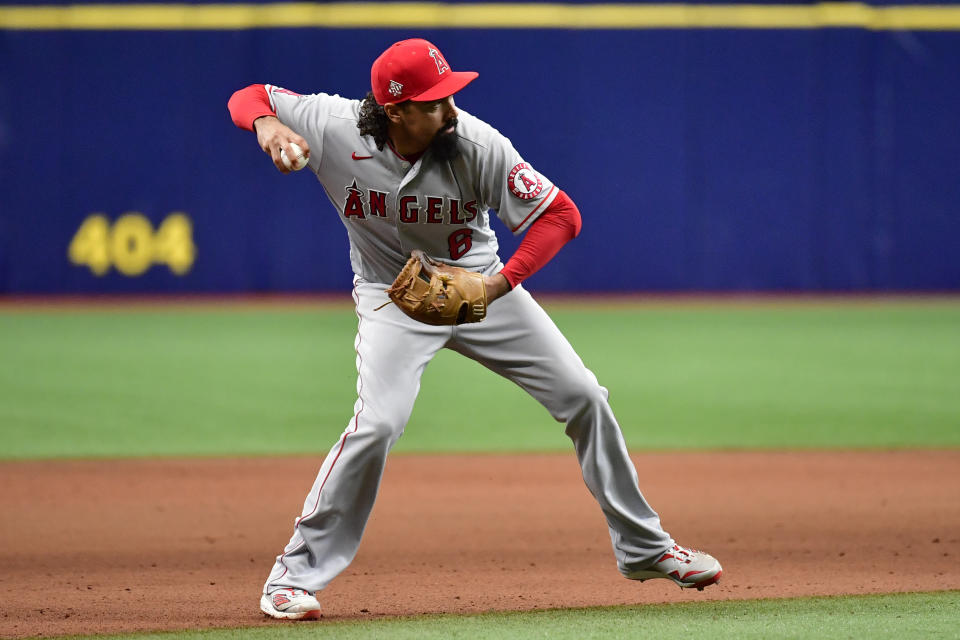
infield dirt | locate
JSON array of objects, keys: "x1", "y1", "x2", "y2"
[{"x1": 1, "y1": 451, "x2": 958, "y2": 638}]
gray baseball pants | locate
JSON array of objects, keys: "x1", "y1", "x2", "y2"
[{"x1": 263, "y1": 279, "x2": 673, "y2": 595}]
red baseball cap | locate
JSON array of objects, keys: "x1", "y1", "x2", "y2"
[{"x1": 371, "y1": 38, "x2": 478, "y2": 105}]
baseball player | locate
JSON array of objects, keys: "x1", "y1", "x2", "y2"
[{"x1": 228, "y1": 38, "x2": 722, "y2": 620}]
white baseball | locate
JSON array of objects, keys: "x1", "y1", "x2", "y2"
[{"x1": 281, "y1": 143, "x2": 309, "y2": 171}]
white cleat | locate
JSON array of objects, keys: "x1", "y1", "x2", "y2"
[
  {"x1": 625, "y1": 544, "x2": 723, "y2": 590},
  {"x1": 260, "y1": 588, "x2": 322, "y2": 620}
]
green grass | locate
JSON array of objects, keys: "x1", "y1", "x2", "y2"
[
  {"x1": 55, "y1": 591, "x2": 960, "y2": 640},
  {"x1": 1, "y1": 300, "x2": 959, "y2": 459}
]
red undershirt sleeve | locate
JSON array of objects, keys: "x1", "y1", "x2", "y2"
[
  {"x1": 499, "y1": 190, "x2": 582, "y2": 289},
  {"x1": 228, "y1": 84, "x2": 277, "y2": 131}
]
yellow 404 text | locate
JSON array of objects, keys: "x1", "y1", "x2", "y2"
[{"x1": 68, "y1": 212, "x2": 196, "y2": 276}]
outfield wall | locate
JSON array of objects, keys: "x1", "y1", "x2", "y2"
[{"x1": 2, "y1": 3, "x2": 959, "y2": 293}]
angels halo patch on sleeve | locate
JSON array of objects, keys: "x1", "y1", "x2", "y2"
[{"x1": 508, "y1": 162, "x2": 544, "y2": 200}]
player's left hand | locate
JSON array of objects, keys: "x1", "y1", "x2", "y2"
[
  {"x1": 383, "y1": 250, "x2": 489, "y2": 325},
  {"x1": 483, "y1": 273, "x2": 511, "y2": 303}
]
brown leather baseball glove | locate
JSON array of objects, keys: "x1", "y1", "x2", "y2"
[{"x1": 383, "y1": 250, "x2": 487, "y2": 325}]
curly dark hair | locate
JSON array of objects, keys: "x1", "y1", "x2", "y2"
[{"x1": 357, "y1": 92, "x2": 392, "y2": 150}]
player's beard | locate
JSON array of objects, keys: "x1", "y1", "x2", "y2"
[{"x1": 430, "y1": 118, "x2": 460, "y2": 161}]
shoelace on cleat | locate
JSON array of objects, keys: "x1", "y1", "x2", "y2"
[{"x1": 660, "y1": 545, "x2": 703, "y2": 564}]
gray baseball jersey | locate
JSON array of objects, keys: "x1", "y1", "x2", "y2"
[
  {"x1": 265, "y1": 84, "x2": 558, "y2": 283},
  {"x1": 256, "y1": 84, "x2": 675, "y2": 600}
]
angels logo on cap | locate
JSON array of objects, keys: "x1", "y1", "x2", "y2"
[
  {"x1": 370, "y1": 38, "x2": 478, "y2": 105},
  {"x1": 428, "y1": 48, "x2": 449, "y2": 75}
]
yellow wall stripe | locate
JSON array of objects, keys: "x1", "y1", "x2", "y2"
[{"x1": 3, "y1": 2, "x2": 960, "y2": 31}]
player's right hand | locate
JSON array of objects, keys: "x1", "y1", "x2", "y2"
[{"x1": 253, "y1": 116, "x2": 311, "y2": 174}]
